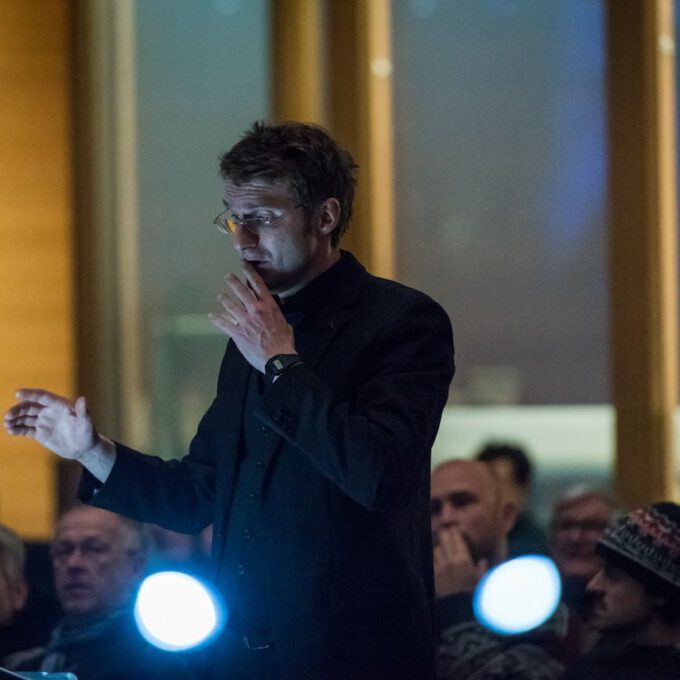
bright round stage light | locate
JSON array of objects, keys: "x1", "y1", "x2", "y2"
[
  {"x1": 473, "y1": 555, "x2": 562, "y2": 635},
  {"x1": 134, "y1": 571, "x2": 226, "y2": 652}
]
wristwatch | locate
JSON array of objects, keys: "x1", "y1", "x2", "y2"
[{"x1": 265, "y1": 354, "x2": 303, "y2": 382}]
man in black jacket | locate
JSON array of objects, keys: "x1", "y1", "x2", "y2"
[{"x1": 4, "y1": 122, "x2": 455, "y2": 679}]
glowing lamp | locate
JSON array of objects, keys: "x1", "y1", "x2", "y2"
[
  {"x1": 473, "y1": 555, "x2": 561, "y2": 635},
  {"x1": 134, "y1": 571, "x2": 226, "y2": 651}
]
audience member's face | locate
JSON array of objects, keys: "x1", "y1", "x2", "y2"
[
  {"x1": 587, "y1": 562, "x2": 655, "y2": 634},
  {"x1": 51, "y1": 507, "x2": 143, "y2": 622},
  {"x1": 0, "y1": 568, "x2": 26, "y2": 628},
  {"x1": 550, "y1": 496, "x2": 611, "y2": 580},
  {"x1": 431, "y1": 461, "x2": 512, "y2": 564}
]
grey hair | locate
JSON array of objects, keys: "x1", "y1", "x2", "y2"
[
  {"x1": 550, "y1": 484, "x2": 621, "y2": 528},
  {"x1": 0, "y1": 524, "x2": 26, "y2": 587}
]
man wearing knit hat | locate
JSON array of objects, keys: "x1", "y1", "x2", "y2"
[{"x1": 563, "y1": 502, "x2": 680, "y2": 679}]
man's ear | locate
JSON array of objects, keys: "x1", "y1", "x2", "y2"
[
  {"x1": 501, "y1": 501, "x2": 519, "y2": 535},
  {"x1": 316, "y1": 198, "x2": 341, "y2": 237},
  {"x1": 11, "y1": 579, "x2": 28, "y2": 612}
]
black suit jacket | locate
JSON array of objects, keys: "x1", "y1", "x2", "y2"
[{"x1": 81, "y1": 252, "x2": 455, "y2": 679}]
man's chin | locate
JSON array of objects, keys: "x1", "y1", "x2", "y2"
[
  {"x1": 61, "y1": 597, "x2": 97, "y2": 618},
  {"x1": 560, "y1": 558, "x2": 600, "y2": 580}
]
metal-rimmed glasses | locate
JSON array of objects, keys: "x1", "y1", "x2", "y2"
[{"x1": 213, "y1": 204, "x2": 302, "y2": 235}]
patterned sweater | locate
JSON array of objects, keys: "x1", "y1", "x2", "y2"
[{"x1": 436, "y1": 592, "x2": 569, "y2": 680}]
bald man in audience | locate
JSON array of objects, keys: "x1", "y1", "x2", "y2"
[
  {"x1": 431, "y1": 460, "x2": 569, "y2": 679},
  {"x1": 5, "y1": 505, "x2": 192, "y2": 680}
]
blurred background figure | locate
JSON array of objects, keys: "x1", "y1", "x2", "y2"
[
  {"x1": 0, "y1": 524, "x2": 28, "y2": 659},
  {"x1": 0, "y1": 526, "x2": 62, "y2": 661},
  {"x1": 476, "y1": 442, "x2": 547, "y2": 558},
  {"x1": 549, "y1": 487, "x2": 616, "y2": 582},
  {"x1": 563, "y1": 502, "x2": 680, "y2": 679},
  {"x1": 431, "y1": 459, "x2": 569, "y2": 679},
  {"x1": 548, "y1": 485, "x2": 618, "y2": 636},
  {"x1": 4, "y1": 505, "x2": 192, "y2": 680}
]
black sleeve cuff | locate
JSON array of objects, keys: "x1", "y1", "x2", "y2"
[
  {"x1": 436, "y1": 592, "x2": 475, "y2": 630},
  {"x1": 77, "y1": 466, "x2": 105, "y2": 502}
]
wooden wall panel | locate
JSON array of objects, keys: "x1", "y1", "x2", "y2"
[
  {"x1": 0, "y1": 0, "x2": 75, "y2": 537},
  {"x1": 272, "y1": 0, "x2": 396, "y2": 279},
  {"x1": 326, "y1": 0, "x2": 395, "y2": 279},
  {"x1": 271, "y1": 0, "x2": 325, "y2": 125},
  {"x1": 607, "y1": 0, "x2": 679, "y2": 507}
]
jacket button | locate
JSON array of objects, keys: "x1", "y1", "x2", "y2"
[
  {"x1": 255, "y1": 460, "x2": 265, "y2": 471},
  {"x1": 243, "y1": 528, "x2": 252, "y2": 540},
  {"x1": 237, "y1": 564, "x2": 246, "y2": 576}
]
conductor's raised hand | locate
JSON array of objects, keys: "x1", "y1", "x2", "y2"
[
  {"x1": 209, "y1": 261, "x2": 296, "y2": 372},
  {"x1": 4, "y1": 389, "x2": 100, "y2": 461}
]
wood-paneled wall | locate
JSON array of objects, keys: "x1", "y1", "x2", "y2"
[
  {"x1": 0, "y1": 0, "x2": 75, "y2": 538},
  {"x1": 607, "y1": 0, "x2": 679, "y2": 507}
]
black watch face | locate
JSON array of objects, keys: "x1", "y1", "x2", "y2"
[
  {"x1": 270, "y1": 357, "x2": 287, "y2": 373},
  {"x1": 266, "y1": 354, "x2": 300, "y2": 376}
]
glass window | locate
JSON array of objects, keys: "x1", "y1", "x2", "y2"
[
  {"x1": 391, "y1": 0, "x2": 611, "y2": 517},
  {"x1": 392, "y1": 0, "x2": 608, "y2": 406},
  {"x1": 133, "y1": 0, "x2": 270, "y2": 457}
]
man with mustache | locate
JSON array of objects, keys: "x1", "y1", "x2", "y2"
[
  {"x1": 563, "y1": 502, "x2": 680, "y2": 679},
  {"x1": 431, "y1": 459, "x2": 569, "y2": 679}
]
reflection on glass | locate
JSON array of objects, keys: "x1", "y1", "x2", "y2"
[
  {"x1": 132, "y1": 0, "x2": 270, "y2": 457},
  {"x1": 393, "y1": 0, "x2": 607, "y2": 405}
]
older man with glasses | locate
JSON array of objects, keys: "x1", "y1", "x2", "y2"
[
  {"x1": 5, "y1": 122, "x2": 455, "y2": 680},
  {"x1": 4, "y1": 505, "x2": 191, "y2": 680}
]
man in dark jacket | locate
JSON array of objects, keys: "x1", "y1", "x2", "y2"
[
  {"x1": 4, "y1": 122, "x2": 455, "y2": 679},
  {"x1": 562, "y1": 502, "x2": 680, "y2": 680}
]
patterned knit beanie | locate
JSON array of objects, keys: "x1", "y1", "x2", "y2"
[{"x1": 595, "y1": 502, "x2": 680, "y2": 602}]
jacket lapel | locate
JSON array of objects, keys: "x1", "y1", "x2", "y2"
[
  {"x1": 297, "y1": 251, "x2": 367, "y2": 371},
  {"x1": 212, "y1": 253, "x2": 369, "y2": 565}
]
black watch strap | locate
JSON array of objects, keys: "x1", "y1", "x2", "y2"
[{"x1": 265, "y1": 354, "x2": 303, "y2": 382}]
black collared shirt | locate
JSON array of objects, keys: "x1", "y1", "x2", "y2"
[{"x1": 221, "y1": 251, "x2": 349, "y2": 639}]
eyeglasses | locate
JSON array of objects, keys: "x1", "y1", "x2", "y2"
[
  {"x1": 51, "y1": 539, "x2": 139, "y2": 564},
  {"x1": 51, "y1": 539, "x2": 114, "y2": 564},
  {"x1": 553, "y1": 519, "x2": 609, "y2": 535},
  {"x1": 213, "y1": 204, "x2": 302, "y2": 235}
]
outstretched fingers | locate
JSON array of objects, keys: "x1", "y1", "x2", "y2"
[
  {"x1": 4, "y1": 390, "x2": 75, "y2": 436},
  {"x1": 4, "y1": 400, "x2": 46, "y2": 431},
  {"x1": 6, "y1": 401, "x2": 45, "y2": 419},
  {"x1": 4, "y1": 413, "x2": 40, "y2": 434},
  {"x1": 14, "y1": 388, "x2": 64, "y2": 405}
]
